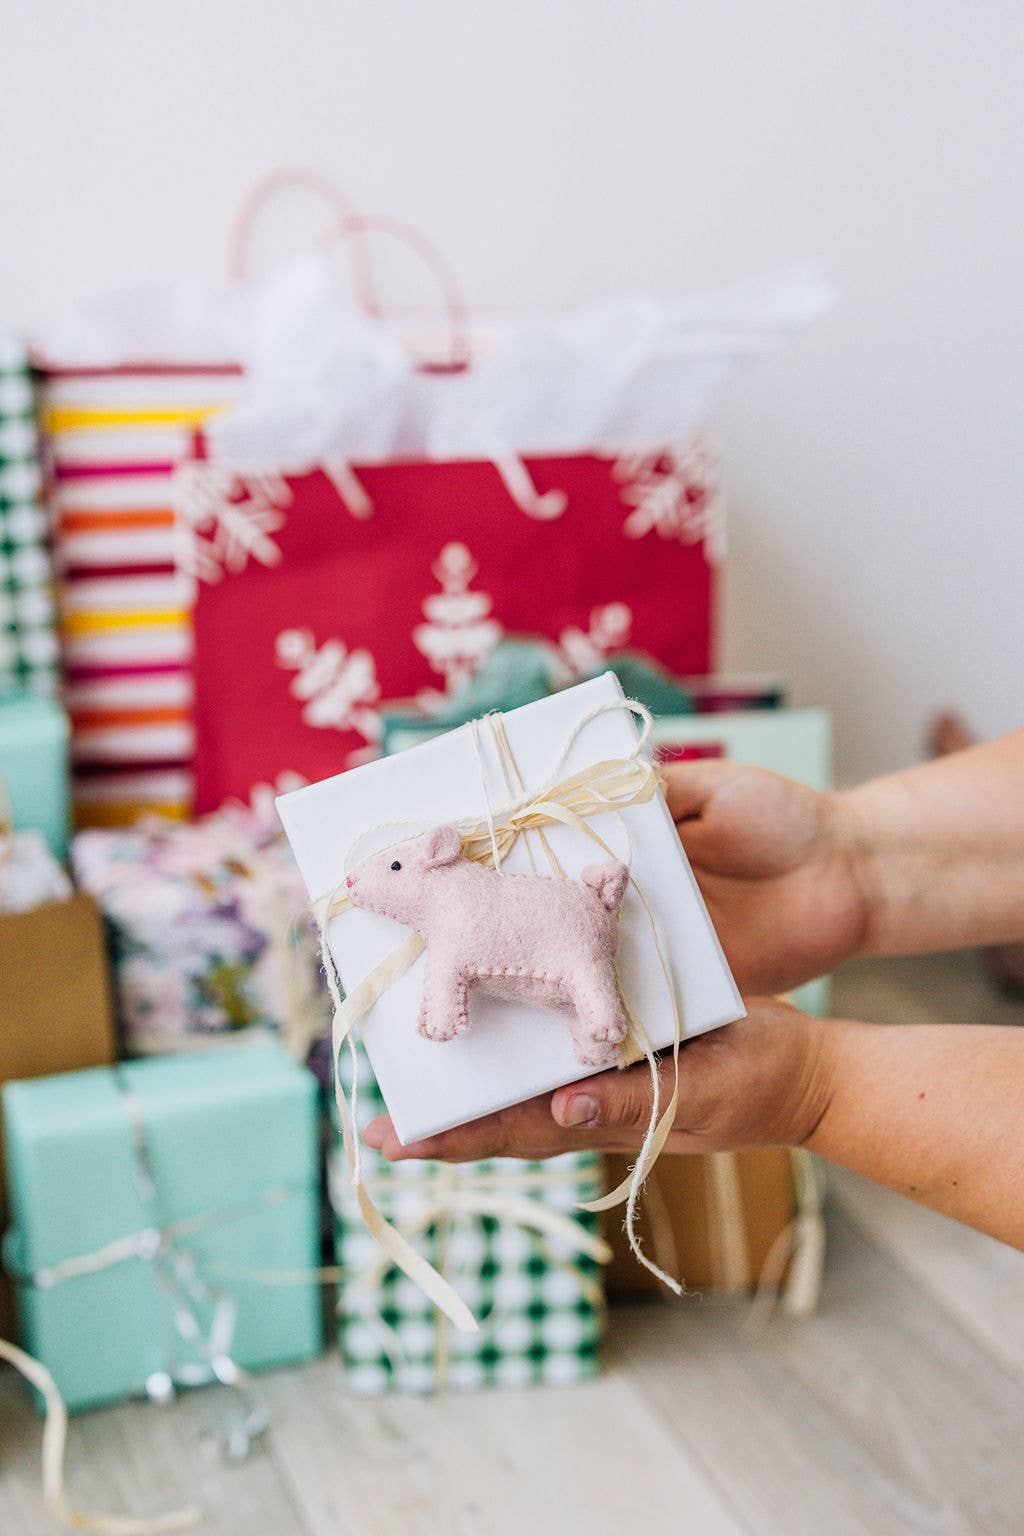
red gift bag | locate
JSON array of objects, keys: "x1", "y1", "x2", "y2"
[
  {"x1": 186, "y1": 439, "x2": 721, "y2": 811},
  {"x1": 168, "y1": 196, "x2": 730, "y2": 810}
]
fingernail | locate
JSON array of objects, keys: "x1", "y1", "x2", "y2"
[
  {"x1": 559, "y1": 1093, "x2": 599, "y2": 1127},
  {"x1": 363, "y1": 1117, "x2": 386, "y2": 1148}
]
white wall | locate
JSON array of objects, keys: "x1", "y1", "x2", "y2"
[{"x1": 3, "y1": 0, "x2": 1021, "y2": 783}]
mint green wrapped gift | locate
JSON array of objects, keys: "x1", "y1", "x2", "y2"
[
  {"x1": 0, "y1": 690, "x2": 70, "y2": 857},
  {"x1": 2, "y1": 1040, "x2": 323, "y2": 1412}
]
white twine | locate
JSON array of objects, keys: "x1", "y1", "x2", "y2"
[{"x1": 470, "y1": 716, "x2": 504, "y2": 874}]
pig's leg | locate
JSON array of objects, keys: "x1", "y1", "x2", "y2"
[
  {"x1": 418, "y1": 959, "x2": 470, "y2": 1043},
  {"x1": 569, "y1": 967, "x2": 627, "y2": 1066}
]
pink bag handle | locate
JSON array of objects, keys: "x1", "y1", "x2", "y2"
[
  {"x1": 325, "y1": 210, "x2": 472, "y2": 374},
  {"x1": 227, "y1": 169, "x2": 471, "y2": 373},
  {"x1": 226, "y1": 166, "x2": 379, "y2": 314}
]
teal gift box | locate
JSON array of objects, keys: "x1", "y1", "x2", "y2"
[
  {"x1": 0, "y1": 690, "x2": 70, "y2": 858},
  {"x1": 2, "y1": 1039, "x2": 323, "y2": 1411}
]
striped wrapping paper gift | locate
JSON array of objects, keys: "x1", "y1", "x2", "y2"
[{"x1": 40, "y1": 365, "x2": 242, "y2": 827}]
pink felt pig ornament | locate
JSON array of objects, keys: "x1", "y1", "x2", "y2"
[{"x1": 345, "y1": 825, "x2": 631, "y2": 1067}]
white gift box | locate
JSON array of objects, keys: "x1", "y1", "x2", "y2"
[{"x1": 277, "y1": 673, "x2": 743, "y2": 1144}]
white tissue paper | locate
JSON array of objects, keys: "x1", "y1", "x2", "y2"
[
  {"x1": 33, "y1": 250, "x2": 831, "y2": 468},
  {"x1": 0, "y1": 830, "x2": 73, "y2": 914},
  {"x1": 277, "y1": 673, "x2": 744, "y2": 1145},
  {"x1": 206, "y1": 254, "x2": 412, "y2": 468},
  {"x1": 31, "y1": 280, "x2": 248, "y2": 369}
]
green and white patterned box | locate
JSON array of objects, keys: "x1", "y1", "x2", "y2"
[
  {"x1": 331, "y1": 1044, "x2": 606, "y2": 1395},
  {"x1": 0, "y1": 338, "x2": 58, "y2": 696}
]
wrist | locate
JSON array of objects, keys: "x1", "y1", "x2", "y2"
[
  {"x1": 828, "y1": 785, "x2": 886, "y2": 959},
  {"x1": 789, "y1": 1012, "x2": 841, "y2": 1148},
  {"x1": 800, "y1": 1016, "x2": 878, "y2": 1159}
]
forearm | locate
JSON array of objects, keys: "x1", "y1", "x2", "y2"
[
  {"x1": 836, "y1": 730, "x2": 1024, "y2": 956},
  {"x1": 807, "y1": 1018, "x2": 1024, "y2": 1247}
]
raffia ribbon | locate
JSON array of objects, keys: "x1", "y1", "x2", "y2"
[
  {"x1": 0, "y1": 1339, "x2": 200, "y2": 1534},
  {"x1": 313, "y1": 697, "x2": 690, "y2": 1334}
]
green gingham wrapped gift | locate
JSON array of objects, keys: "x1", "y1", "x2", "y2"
[
  {"x1": 331, "y1": 1043, "x2": 607, "y2": 1395},
  {"x1": 0, "y1": 338, "x2": 58, "y2": 694}
]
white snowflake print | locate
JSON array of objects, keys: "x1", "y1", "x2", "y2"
[
  {"x1": 173, "y1": 462, "x2": 292, "y2": 583},
  {"x1": 559, "y1": 602, "x2": 633, "y2": 679},
  {"x1": 613, "y1": 437, "x2": 725, "y2": 561},
  {"x1": 413, "y1": 542, "x2": 503, "y2": 697},
  {"x1": 275, "y1": 628, "x2": 382, "y2": 764}
]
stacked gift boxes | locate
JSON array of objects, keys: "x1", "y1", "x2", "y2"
[
  {"x1": 0, "y1": 211, "x2": 832, "y2": 1430},
  {"x1": 0, "y1": 654, "x2": 833, "y2": 1407},
  {"x1": 2, "y1": 660, "x2": 835, "y2": 1406}
]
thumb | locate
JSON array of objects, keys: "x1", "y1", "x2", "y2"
[
  {"x1": 551, "y1": 1065, "x2": 656, "y2": 1131},
  {"x1": 661, "y1": 758, "x2": 727, "y2": 823}
]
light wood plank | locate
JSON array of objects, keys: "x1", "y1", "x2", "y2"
[
  {"x1": 613, "y1": 1206, "x2": 1024, "y2": 1536},
  {"x1": 261, "y1": 1354, "x2": 748, "y2": 1536},
  {"x1": 0, "y1": 1366, "x2": 310, "y2": 1536}
]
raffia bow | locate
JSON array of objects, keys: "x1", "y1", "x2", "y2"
[{"x1": 313, "y1": 697, "x2": 690, "y2": 1335}]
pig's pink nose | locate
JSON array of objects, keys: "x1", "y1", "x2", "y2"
[{"x1": 346, "y1": 875, "x2": 354, "y2": 889}]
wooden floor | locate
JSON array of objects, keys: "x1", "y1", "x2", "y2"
[{"x1": 2, "y1": 952, "x2": 1023, "y2": 1536}]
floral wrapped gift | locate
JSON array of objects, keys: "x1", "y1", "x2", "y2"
[
  {"x1": 332, "y1": 1045, "x2": 607, "y2": 1395},
  {"x1": 71, "y1": 798, "x2": 329, "y2": 1057}
]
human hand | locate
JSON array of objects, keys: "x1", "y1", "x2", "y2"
[
  {"x1": 664, "y1": 759, "x2": 869, "y2": 994},
  {"x1": 363, "y1": 997, "x2": 835, "y2": 1163}
]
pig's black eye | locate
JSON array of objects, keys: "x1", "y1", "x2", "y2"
[{"x1": 390, "y1": 860, "x2": 402, "y2": 871}]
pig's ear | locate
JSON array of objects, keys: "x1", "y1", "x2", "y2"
[{"x1": 419, "y1": 825, "x2": 463, "y2": 869}]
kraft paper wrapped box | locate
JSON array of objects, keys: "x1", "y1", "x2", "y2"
[
  {"x1": 277, "y1": 672, "x2": 744, "y2": 1146},
  {"x1": 0, "y1": 881, "x2": 117, "y2": 1339},
  {"x1": 602, "y1": 1147, "x2": 820, "y2": 1300},
  {"x1": 331, "y1": 1043, "x2": 606, "y2": 1394},
  {"x1": 2, "y1": 1040, "x2": 323, "y2": 1411}
]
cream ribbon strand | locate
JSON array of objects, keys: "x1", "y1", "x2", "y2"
[
  {"x1": 312, "y1": 697, "x2": 689, "y2": 1321},
  {"x1": 0, "y1": 1338, "x2": 200, "y2": 1535}
]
